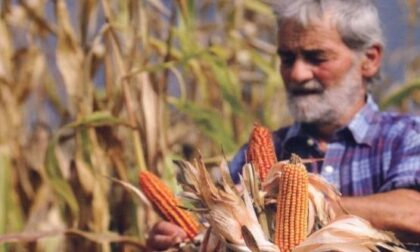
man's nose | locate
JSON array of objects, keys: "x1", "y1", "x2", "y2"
[{"x1": 289, "y1": 59, "x2": 313, "y2": 84}]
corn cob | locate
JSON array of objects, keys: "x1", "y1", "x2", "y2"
[
  {"x1": 247, "y1": 123, "x2": 277, "y2": 181},
  {"x1": 274, "y1": 154, "x2": 309, "y2": 252},
  {"x1": 139, "y1": 170, "x2": 200, "y2": 239}
]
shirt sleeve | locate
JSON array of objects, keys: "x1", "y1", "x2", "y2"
[
  {"x1": 229, "y1": 144, "x2": 248, "y2": 184},
  {"x1": 379, "y1": 119, "x2": 420, "y2": 192}
]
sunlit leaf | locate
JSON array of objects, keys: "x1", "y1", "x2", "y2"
[
  {"x1": 80, "y1": 0, "x2": 98, "y2": 44},
  {"x1": 380, "y1": 80, "x2": 420, "y2": 109},
  {"x1": 0, "y1": 19, "x2": 13, "y2": 84},
  {"x1": 204, "y1": 54, "x2": 245, "y2": 117},
  {"x1": 65, "y1": 111, "x2": 131, "y2": 128},
  {"x1": 169, "y1": 98, "x2": 237, "y2": 153},
  {"x1": 244, "y1": 0, "x2": 275, "y2": 18},
  {"x1": 55, "y1": 0, "x2": 85, "y2": 115},
  {"x1": 138, "y1": 73, "x2": 159, "y2": 167},
  {"x1": 91, "y1": 181, "x2": 110, "y2": 233},
  {"x1": 105, "y1": 176, "x2": 152, "y2": 208}
]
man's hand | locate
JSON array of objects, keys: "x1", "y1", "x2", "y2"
[
  {"x1": 146, "y1": 221, "x2": 187, "y2": 251},
  {"x1": 340, "y1": 189, "x2": 420, "y2": 242}
]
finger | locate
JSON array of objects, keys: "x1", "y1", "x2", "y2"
[
  {"x1": 147, "y1": 233, "x2": 185, "y2": 251},
  {"x1": 152, "y1": 221, "x2": 187, "y2": 237}
]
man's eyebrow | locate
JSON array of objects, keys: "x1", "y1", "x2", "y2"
[
  {"x1": 303, "y1": 49, "x2": 336, "y2": 57},
  {"x1": 303, "y1": 49, "x2": 324, "y2": 54},
  {"x1": 276, "y1": 48, "x2": 326, "y2": 55},
  {"x1": 277, "y1": 48, "x2": 293, "y2": 55}
]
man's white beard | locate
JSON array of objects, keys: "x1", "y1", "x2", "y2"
[{"x1": 286, "y1": 65, "x2": 363, "y2": 125}]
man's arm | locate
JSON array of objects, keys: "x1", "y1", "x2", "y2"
[{"x1": 340, "y1": 189, "x2": 420, "y2": 241}]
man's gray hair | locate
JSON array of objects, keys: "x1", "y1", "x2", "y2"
[
  {"x1": 272, "y1": 0, "x2": 384, "y2": 84},
  {"x1": 272, "y1": 0, "x2": 384, "y2": 50}
]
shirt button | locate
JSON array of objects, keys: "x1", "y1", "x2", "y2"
[
  {"x1": 324, "y1": 165, "x2": 334, "y2": 174},
  {"x1": 307, "y1": 138, "x2": 315, "y2": 146}
]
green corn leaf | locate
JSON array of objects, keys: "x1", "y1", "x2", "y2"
[
  {"x1": 380, "y1": 80, "x2": 420, "y2": 109},
  {"x1": 130, "y1": 49, "x2": 208, "y2": 76},
  {"x1": 187, "y1": 0, "x2": 196, "y2": 25},
  {"x1": 169, "y1": 98, "x2": 237, "y2": 153},
  {"x1": 244, "y1": 0, "x2": 275, "y2": 18},
  {"x1": 161, "y1": 154, "x2": 181, "y2": 193},
  {"x1": 249, "y1": 50, "x2": 277, "y2": 75},
  {"x1": 80, "y1": 128, "x2": 93, "y2": 167},
  {"x1": 0, "y1": 154, "x2": 11, "y2": 252},
  {"x1": 65, "y1": 111, "x2": 131, "y2": 128},
  {"x1": 205, "y1": 54, "x2": 245, "y2": 117},
  {"x1": 45, "y1": 137, "x2": 79, "y2": 220}
]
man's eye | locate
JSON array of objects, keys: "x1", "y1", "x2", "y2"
[
  {"x1": 305, "y1": 52, "x2": 328, "y2": 65},
  {"x1": 280, "y1": 55, "x2": 296, "y2": 66}
]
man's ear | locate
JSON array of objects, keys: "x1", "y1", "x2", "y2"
[{"x1": 361, "y1": 44, "x2": 383, "y2": 78}]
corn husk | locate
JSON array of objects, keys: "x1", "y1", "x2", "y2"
[
  {"x1": 176, "y1": 153, "x2": 409, "y2": 252},
  {"x1": 176, "y1": 157, "x2": 279, "y2": 252},
  {"x1": 293, "y1": 215, "x2": 407, "y2": 252}
]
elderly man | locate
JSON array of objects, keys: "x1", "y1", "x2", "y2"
[{"x1": 147, "y1": 0, "x2": 420, "y2": 250}]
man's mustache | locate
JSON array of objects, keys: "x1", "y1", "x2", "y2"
[{"x1": 287, "y1": 80, "x2": 324, "y2": 96}]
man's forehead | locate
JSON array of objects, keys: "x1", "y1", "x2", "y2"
[{"x1": 277, "y1": 19, "x2": 344, "y2": 51}]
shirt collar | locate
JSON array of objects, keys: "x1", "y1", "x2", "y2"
[
  {"x1": 347, "y1": 95, "x2": 381, "y2": 146},
  {"x1": 283, "y1": 95, "x2": 381, "y2": 147}
]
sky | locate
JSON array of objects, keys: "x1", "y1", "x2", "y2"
[{"x1": 377, "y1": 0, "x2": 420, "y2": 84}]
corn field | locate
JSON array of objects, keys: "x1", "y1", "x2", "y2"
[{"x1": 0, "y1": 0, "x2": 418, "y2": 251}]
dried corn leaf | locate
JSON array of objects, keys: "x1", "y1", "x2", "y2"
[
  {"x1": 0, "y1": 19, "x2": 13, "y2": 84},
  {"x1": 80, "y1": 0, "x2": 99, "y2": 44},
  {"x1": 105, "y1": 176, "x2": 152, "y2": 208},
  {"x1": 145, "y1": 0, "x2": 170, "y2": 16},
  {"x1": 91, "y1": 181, "x2": 110, "y2": 233},
  {"x1": 177, "y1": 158, "x2": 278, "y2": 251},
  {"x1": 55, "y1": 0, "x2": 85, "y2": 114},
  {"x1": 138, "y1": 73, "x2": 159, "y2": 167},
  {"x1": 293, "y1": 215, "x2": 407, "y2": 252},
  {"x1": 20, "y1": 0, "x2": 55, "y2": 35},
  {"x1": 0, "y1": 229, "x2": 145, "y2": 249},
  {"x1": 74, "y1": 158, "x2": 95, "y2": 194}
]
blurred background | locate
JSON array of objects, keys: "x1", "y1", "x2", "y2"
[{"x1": 0, "y1": 0, "x2": 419, "y2": 251}]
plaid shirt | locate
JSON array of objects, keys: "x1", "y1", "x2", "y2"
[{"x1": 230, "y1": 96, "x2": 420, "y2": 196}]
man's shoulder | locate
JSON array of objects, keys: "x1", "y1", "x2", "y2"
[
  {"x1": 378, "y1": 111, "x2": 420, "y2": 133},
  {"x1": 272, "y1": 125, "x2": 294, "y2": 144},
  {"x1": 272, "y1": 125, "x2": 293, "y2": 136},
  {"x1": 374, "y1": 112, "x2": 420, "y2": 146}
]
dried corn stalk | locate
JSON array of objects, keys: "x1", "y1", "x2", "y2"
[
  {"x1": 139, "y1": 170, "x2": 200, "y2": 239},
  {"x1": 247, "y1": 123, "x2": 277, "y2": 181}
]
